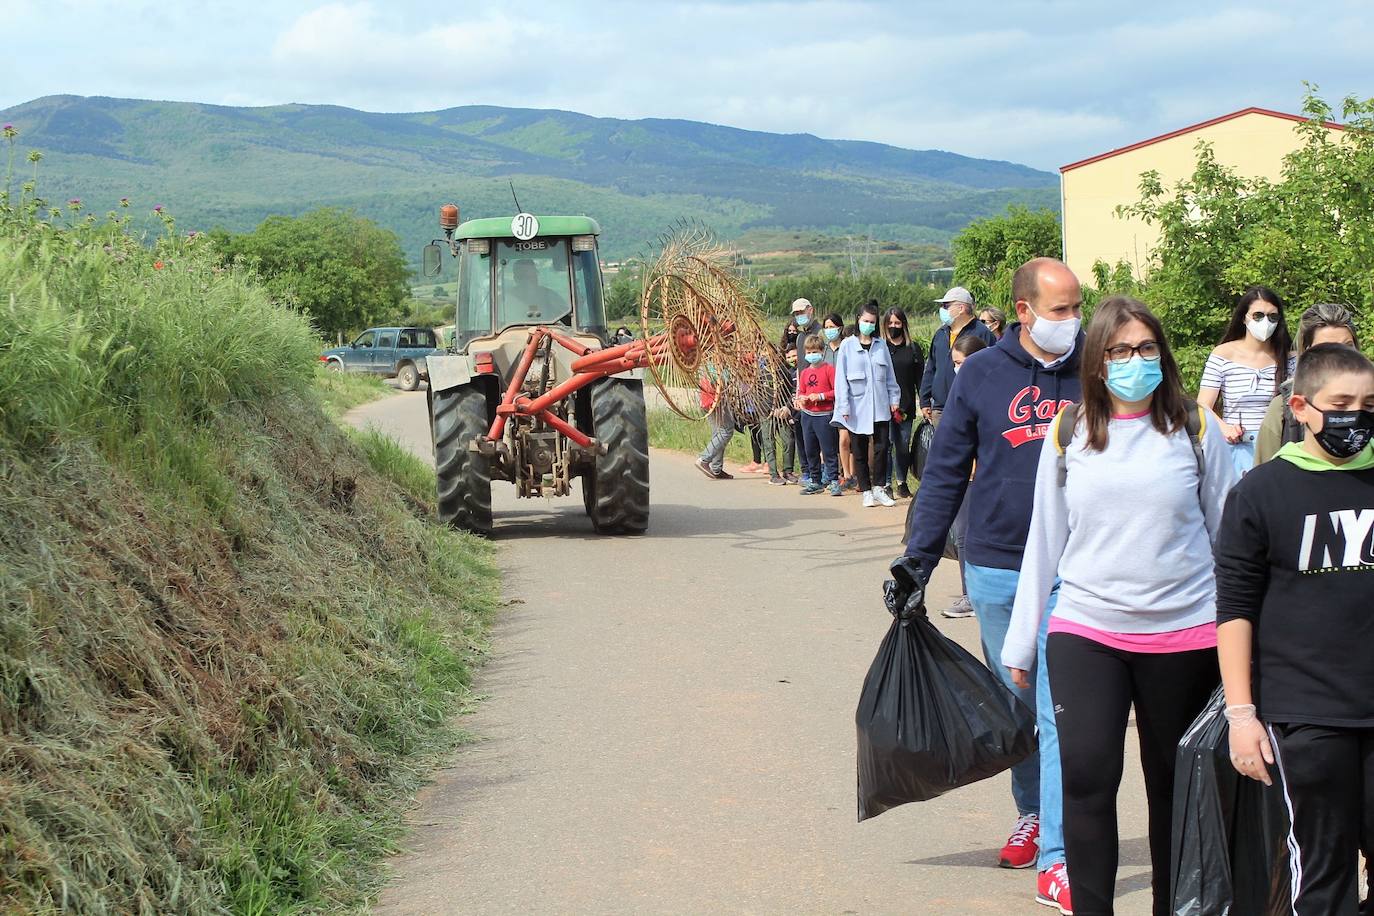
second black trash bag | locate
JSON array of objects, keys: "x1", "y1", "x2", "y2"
[
  {"x1": 856, "y1": 561, "x2": 1037, "y2": 821},
  {"x1": 1170, "y1": 686, "x2": 1292, "y2": 916}
]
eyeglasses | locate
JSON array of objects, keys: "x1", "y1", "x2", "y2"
[
  {"x1": 1104, "y1": 341, "x2": 1162, "y2": 364},
  {"x1": 1249, "y1": 312, "x2": 1279, "y2": 324}
]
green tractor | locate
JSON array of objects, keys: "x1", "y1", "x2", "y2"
[{"x1": 421, "y1": 207, "x2": 650, "y2": 537}]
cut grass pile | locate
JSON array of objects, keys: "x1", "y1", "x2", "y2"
[{"x1": 0, "y1": 196, "x2": 496, "y2": 913}]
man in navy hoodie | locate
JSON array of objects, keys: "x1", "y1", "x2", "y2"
[{"x1": 898, "y1": 257, "x2": 1084, "y2": 914}]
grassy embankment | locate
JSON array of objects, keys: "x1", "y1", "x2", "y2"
[{"x1": 0, "y1": 196, "x2": 495, "y2": 913}]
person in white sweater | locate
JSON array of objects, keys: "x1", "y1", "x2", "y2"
[{"x1": 1002, "y1": 296, "x2": 1238, "y2": 916}]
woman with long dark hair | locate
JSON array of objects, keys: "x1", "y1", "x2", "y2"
[
  {"x1": 1254, "y1": 302, "x2": 1359, "y2": 463},
  {"x1": 833, "y1": 300, "x2": 901, "y2": 508},
  {"x1": 1197, "y1": 285, "x2": 1296, "y2": 475},
  {"x1": 1005, "y1": 296, "x2": 1237, "y2": 916},
  {"x1": 882, "y1": 306, "x2": 924, "y2": 499}
]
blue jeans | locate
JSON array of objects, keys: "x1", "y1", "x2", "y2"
[
  {"x1": 800, "y1": 411, "x2": 839, "y2": 484},
  {"x1": 965, "y1": 562, "x2": 1065, "y2": 869},
  {"x1": 698, "y1": 403, "x2": 734, "y2": 473},
  {"x1": 1229, "y1": 436, "x2": 1256, "y2": 477}
]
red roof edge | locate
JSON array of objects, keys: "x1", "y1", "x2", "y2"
[{"x1": 1060, "y1": 107, "x2": 1345, "y2": 174}]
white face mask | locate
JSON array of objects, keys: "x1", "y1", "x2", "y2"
[
  {"x1": 1027, "y1": 304, "x2": 1080, "y2": 356},
  {"x1": 1247, "y1": 315, "x2": 1278, "y2": 342}
]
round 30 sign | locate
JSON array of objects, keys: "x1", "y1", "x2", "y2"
[{"x1": 512, "y1": 213, "x2": 539, "y2": 241}]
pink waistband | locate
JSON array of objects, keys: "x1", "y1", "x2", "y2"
[{"x1": 1048, "y1": 617, "x2": 1217, "y2": 654}]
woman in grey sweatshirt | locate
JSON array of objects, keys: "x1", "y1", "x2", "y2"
[{"x1": 1002, "y1": 297, "x2": 1237, "y2": 916}]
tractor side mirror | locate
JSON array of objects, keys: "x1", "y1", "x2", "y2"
[{"x1": 422, "y1": 243, "x2": 443, "y2": 277}]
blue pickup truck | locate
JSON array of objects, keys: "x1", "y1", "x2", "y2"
[{"x1": 319, "y1": 326, "x2": 444, "y2": 391}]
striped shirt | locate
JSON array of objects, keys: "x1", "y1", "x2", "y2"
[{"x1": 1199, "y1": 353, "x2": 1295, "y2": 432}]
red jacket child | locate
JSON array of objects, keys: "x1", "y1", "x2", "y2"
[{"x1": 797, "y1": 361, "x2": 836, "y2": 413}]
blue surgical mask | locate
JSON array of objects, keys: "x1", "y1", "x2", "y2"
[
  {"x1": 794, "y1": 314, "x2": 810, "y2": 328},
  {"x1": 1105, "y1": 355, "x2": 1163, "y2": 402},
  {"x1": 938, "y1": 306, "x2": 952, "y2": 325},
  {"x1": 804, "y1": 352, "x2": 823, "y2": 365},
  {"x1": 823, "y1": 327, "x2": 840, "y2": 342},
  {"x1": 858, "y1": 320, "x2": 877, "y2": 336}
]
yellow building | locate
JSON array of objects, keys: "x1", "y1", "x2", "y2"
[{"x1": 1059, "y1": 107, "x2": 1345, "y2": 284}]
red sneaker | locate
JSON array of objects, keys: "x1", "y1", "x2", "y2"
[
  {"x1": 1036, "y1": 862, "x2": 1073, "y2": 915},
  {"x1": 998, "y1": 813, "x2": 1040, "y2": 869}
]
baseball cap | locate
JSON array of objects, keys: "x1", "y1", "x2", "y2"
[
  {"x1": 790, "y1": 298, "x2": 812, "y2": 313},
  {"x1": 935, "y1": 287, "x2": 974, "y2": 306}
]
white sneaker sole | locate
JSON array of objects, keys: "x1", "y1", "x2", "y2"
[{"x1": 1035, "y1": 893, "x2": 1072, "y2": 915}]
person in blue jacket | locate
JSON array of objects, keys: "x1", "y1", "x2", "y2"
[
  {"x1": 834, "y1": 300, "x2": 902, "y2": 509},
  {"x1": 894, "y1": 258, "x2": 1084, "y2": 914},
  {"x1": 920, "y1": 286, "x2": 998, "y2": 425}
]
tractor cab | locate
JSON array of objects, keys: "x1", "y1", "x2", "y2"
[{"x1": 424, "y1": 213, "x2": 609, "y2": 353}]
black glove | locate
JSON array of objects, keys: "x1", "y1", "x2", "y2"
[{"x1": 884, "y1": 555, "x2": 932, "y2": 623}]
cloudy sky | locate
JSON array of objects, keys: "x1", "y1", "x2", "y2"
[{"x1": 2, "y1": 0, "x2": 1368, "y2": 170}]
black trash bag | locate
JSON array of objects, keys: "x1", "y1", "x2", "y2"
[
  {"x1": 911, "y1": 420, "x2": 936, "y2": 481},
  {"x1": 1170, "y1": 686, "x2": 1292, "y2": 916},
  {"x1": 856, "y1": 558, "x2": 1037, "y2": 821}
]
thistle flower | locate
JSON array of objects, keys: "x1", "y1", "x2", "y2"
[
  {"x1": 153, "y1": 204, "x2": 164, "y2": 213},
  {"x1": 119, "y1": 197, "x2": 130, "y2": 208},
  {"x1": 2, "y1": 123, "x2": 15, "y2": 139},
  {"x1": 67, "y1": 198, "x2": 82, "y2": 211}
]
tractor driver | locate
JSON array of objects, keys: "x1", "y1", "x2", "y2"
[{"x1": 507, "y1": 258, "x2": 568, "y2": 323}]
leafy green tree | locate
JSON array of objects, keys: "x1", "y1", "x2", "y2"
[
  {"x1": 951, "y1": 205, "x2": 1062, "y2": 306},
  {"x1": 604, "y1": 268, "x2": 642, "y2": 321},
  {"x1": 212, "y1": 208, "x2": 410, "y2": 335},
  {"x1": 1120, "y1": 88, "x2": 1374, "y2": 349}
]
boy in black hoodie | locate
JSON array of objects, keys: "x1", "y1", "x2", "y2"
[
  {"x1": 894, "y1": 258, "x2": 1083, "y2": 910},
  {"x1": 1216, "y1": 343, "x2": 1374, "y2": 914}
]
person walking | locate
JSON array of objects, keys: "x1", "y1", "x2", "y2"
[
  {"x1": 920, "y1": 286, "x2": 998, "y2": 426},
  {"x1": 896, "y1": 258, "x2": 1084, "y2": 910},
  {"x1": 833, "y1": 300, "x2": 902, "y2": 508},
  {"x1": 1197, "y1": 285, "x2": 1295, "y2": 476},
  {"x1": 883, "y1": 307, "x2": 924, "y2": 499},
  {"x1": 780, "y1": 297, "x2": 815, "y2": 355},
  {"x1": 979, "y1": 306, "x2": 1007, "y2": 340},
  {"x1": 1005, "y1": 296, "x2": 1235, "y2": 916},
  {"x1": 1255, "y1": 302, "x2": 1359, "y2": 464},
  {"x1": 1216, "y1": 343, "x2": 1374, "y2": 915},
  {"x1": 695, "y1": 372, "x2": 735, "y2": 480}
]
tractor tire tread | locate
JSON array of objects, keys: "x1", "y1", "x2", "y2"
[
  {"x1": 431, "y1": 385, "x2": 493, "y2": 537},
  {"x1": 587, "y1": 379, "x2": 650, "y2": 534}
]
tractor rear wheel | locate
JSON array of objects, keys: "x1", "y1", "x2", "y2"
[
  {"x1": 584, "y1": 378, "x2": 650, "y2": 534},
  {"x1": 431, "y1": 384, "x2": 493, "y2": 537}
]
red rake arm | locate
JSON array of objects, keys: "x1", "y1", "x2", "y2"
[{"x1": 484, "y1": 328, "x2": 693, "y2": 447}]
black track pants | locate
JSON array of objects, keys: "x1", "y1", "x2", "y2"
[
  {"x1": 1047, "y1": 632, "x2": 1218, "y2": 916},
  {"x1": 1269, "y1": 722, "x2": 1374, "y2": 915},
  {"x1": 850, "y1": 420, "x2": 890, "y2": 491}
]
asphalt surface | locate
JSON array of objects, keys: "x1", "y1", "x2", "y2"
[{"x1": 348, "y1": 391, "x2": 1154, "y2": 915}]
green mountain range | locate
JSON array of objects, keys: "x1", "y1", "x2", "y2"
[{"x1": 0, "y1": 95, "x2": 1058, "y2": 261}]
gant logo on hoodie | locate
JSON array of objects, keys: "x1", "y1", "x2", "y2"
[{"x1": 1003, "y1": 386, "x2": 1075, "y2": 448}]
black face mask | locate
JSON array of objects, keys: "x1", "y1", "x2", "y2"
[
  {"x1": 1313, "y1": 408, "x2": 1374, "y2": 458},
  {"x1": 888, "y1": 327, "x2": 904, "y2": 338}
]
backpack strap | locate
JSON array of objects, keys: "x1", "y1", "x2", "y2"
[
  {"x1": 1181, "y1": 399, "x2": 1207, "y2": 493},
  {"x1": 1052, "y1": 402, "x2": 1080, "y2": 487}
]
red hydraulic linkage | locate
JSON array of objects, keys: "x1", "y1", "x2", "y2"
[{"x1": 484, "y1": 327, "x2": 692, "y2": 449}]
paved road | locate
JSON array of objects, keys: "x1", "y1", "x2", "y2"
[{"x1": 348, "y1": 392, "x2": 1153, "y2": 915}]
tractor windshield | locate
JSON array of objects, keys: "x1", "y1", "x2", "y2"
[{"x1": 495, "y1": 240, "x2": 573, "y2": 329}]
